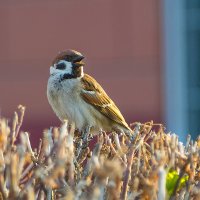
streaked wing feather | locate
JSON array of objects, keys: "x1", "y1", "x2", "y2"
[{"x1": 81, "y1": 74, "x2": 130, "y2": 129}]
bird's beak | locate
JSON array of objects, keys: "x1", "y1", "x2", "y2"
[
  {"x1": 74, "y1": 55, "x2": 84, "y2": 62},
  {"x1": 72, "y1": 55, "x2": 85, "y2": 67}
]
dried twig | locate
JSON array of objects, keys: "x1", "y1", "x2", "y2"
[{"x1": 0, "y1": 106, "x2": 199, "y2": 200}]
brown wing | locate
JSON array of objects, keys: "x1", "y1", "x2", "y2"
[{"x1": 81, "y1": 74, "x2": 131, "y2": 130}]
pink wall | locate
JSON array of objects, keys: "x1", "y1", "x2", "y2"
[{"x1": 0, "y1": 0, "x2": 161, "y2": 142}]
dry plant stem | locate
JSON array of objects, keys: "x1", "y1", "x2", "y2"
[
  {"x1": 38, "y1": 190, "x2": 45, "y2": 200},
  {"x1": 183, "y1": 192, "x2": 190, "y2": 200},
  {"x1": 185, "y1": 135, "x2": 191, "y2": 152},
  {"x1": 0, "y1": 176, "x2": 7, "y2": 199},
  {"x1": 46, "y1": 187, "x2": 53, "y2": 200},
  {"x1": 77, "y1": 147, "x2": 90, "y2": 165},
  {"x1": 26, "y1": 187, "x2": 35, "y2": 200},
  {"x1": 12, "y1": 105, "x2": 25, "y2": 146},
  {"x1": 120, "y1": 145, "x2": 135, "y2": 200},
  {"x1": 11, "y1": 112, "x2": 18, "y2": 146},
  {"x1": 105, "y1": 134, "x2": 127, "y2": 167},
  {"x1": 1, "y1": 107, "x2": 200, "y2": 200},
  {"x1": 24, "y1": 132, "x2": 34, "y2": 155},
  {"x1": 9, "y1": 154, "x2": 20, "y2": 199},
  {"x1": 82, "y1": 152, "x2": 93, "y2": 179},
  {"x1": 18, "y1": 173, "x2": 35, "y2": 198},
  {"x1": 136, "y1": 143, "x2": 141, "y2": 173},
  {"x1": 114, "y1": 133, "x2": 124, "y2": 156},
  {"x1": 67, "y1": 135, "x2": 75, "y2": 187},
  {"x1": 76, "y1": 127, "x2": 90, "y2": 160},
  {"x1": 20, "y1": 163, "x2": 34, "y2": 182},
  {"x1": 37, "y1": 139, "x2": 43, "y2": 157},
  {"x1": 157, "y1": 166, "x2": 166, "y2": 200}
]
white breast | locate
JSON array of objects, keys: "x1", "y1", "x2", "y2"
[{"x1": 47, "y1": 74, "x2": 104, "y2": 132}]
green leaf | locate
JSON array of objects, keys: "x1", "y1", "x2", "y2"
[{"x1": 166, "y1": 170, "x2": 189, "y2": 196}]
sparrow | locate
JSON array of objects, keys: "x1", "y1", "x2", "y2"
[{"x1": 47, "y1": 50, "x2": 132, "y2": 136}]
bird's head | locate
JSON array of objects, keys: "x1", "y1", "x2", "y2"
[{"x1": 50, "y1": 49, "x2": 85, "y2": 78}]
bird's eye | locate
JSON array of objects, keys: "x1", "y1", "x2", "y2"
[{"x1": 56, "y1": 62, "x2": 66, "y2": 70}]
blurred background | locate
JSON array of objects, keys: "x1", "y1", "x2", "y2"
[{"x1": 0, "y1": 0, "x2": 199, "y2": 143}]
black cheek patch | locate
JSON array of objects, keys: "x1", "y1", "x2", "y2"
[{"x1": 56, "y1": 62, "x2": 66, "y2": 70}]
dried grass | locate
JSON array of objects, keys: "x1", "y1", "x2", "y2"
[{"x1": 0, "y1": 106, "x2": 199, "y2": 200}]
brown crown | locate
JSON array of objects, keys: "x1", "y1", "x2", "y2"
[{"x1": 52, "y1": 49, "x2": 84, "y2": 65}]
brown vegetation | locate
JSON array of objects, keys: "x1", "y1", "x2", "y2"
[{"x1": 0, "y1": 106, "x2": 199, "y2": 200}]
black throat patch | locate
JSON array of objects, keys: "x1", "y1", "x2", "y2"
[
  {"x1": 60, "y1": 73, "x2": 76, "y2": 81},
  {"x1": 60, "y1": 67, "x2": 83, "y2": 81}
]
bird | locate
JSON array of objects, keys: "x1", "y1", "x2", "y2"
[{"x1": 47, "y1": 49, "x2": 132, "y2": 136}]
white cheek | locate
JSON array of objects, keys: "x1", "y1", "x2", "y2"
[
  {"x1": 58, "y1": 60, "x2": 73, "y2": 74},
  {"x1": 50, "y1": 60, "x2": 73, "y2": 75},
  {"x1": 50, "y1": 66, "x2": 56, "y2": 75},
  {"x1": 50, "y1": 66, "x2": 64, "y2": 75}
]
